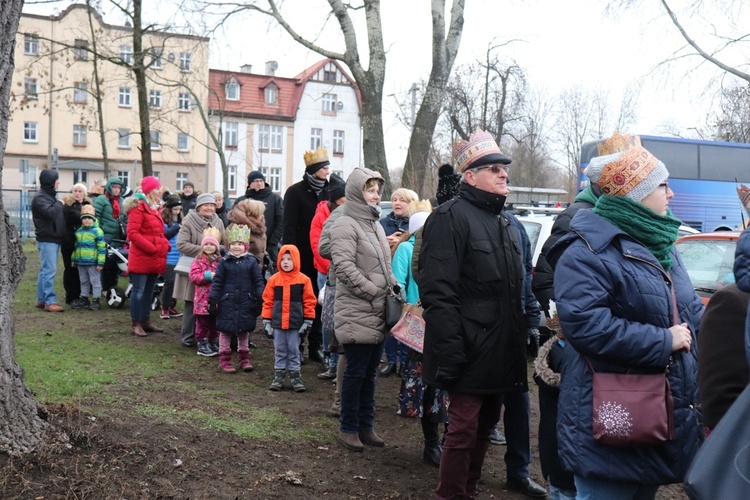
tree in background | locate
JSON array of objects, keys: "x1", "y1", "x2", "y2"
[
  {"x1": 0, "y1": 0, "x2": 68, "y2": 455},
  {"x1": 713, "y1": 84, "x2": 750, "y2": 143}
]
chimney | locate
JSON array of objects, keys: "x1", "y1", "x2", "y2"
[
  {"x1": 240, "y1": 64, "x2": 253, "y2": 74},
  {"x1": 265, "y1": 60, "x2": 278, "y2": 76}
]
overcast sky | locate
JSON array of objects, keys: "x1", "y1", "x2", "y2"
[{"x1": 26, "y1": 0, "x2": 745, "y2": 170}]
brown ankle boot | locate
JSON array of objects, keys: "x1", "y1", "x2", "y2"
[
  {"x1": 131, "y1": 321, "x2": 147, "y2": 337},
  {"x1": 141, "y1": 321, "x2": 164, "y2": 333},
  {"x1": 337, "y1": 430, "x2": 364, "y2": 452},
  {"x1": 359, "y1": 429, "x2": 385, "y2": 447}
]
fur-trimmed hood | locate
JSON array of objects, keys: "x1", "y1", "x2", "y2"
[
  {"x1": 533, "y1": 336, "x2": 562, "y2": 388},
  {"x1": 227, "y1": 199, "x2": 267, "y2": 237},
  {"x1": 63, "y1": 194, "x2": 93, "y2": 206}
]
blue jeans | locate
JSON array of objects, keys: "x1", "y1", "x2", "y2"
[
  {"x1": 383, "y1": 335, "x2": 408, "y2": 365},
  {"x1": 129, "y1": 273, "x2": 158, "y2": 322},
  {"x1": 37, "y1": 241, "x2": 60, "y2": 305},
  {"x1": 549, "y1": 485, "x2": 576, "y2": 500},
  {"x1": 574, "y1": 475, "x2": 658, "y2": 500},
  {"x1": 273, "y1": 328, "x2": 302, "y2": 371},
  {"x1": 340, "y1": 342, "x2": 384, "y2": 433}
]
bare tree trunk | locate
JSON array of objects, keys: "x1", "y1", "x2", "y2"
[
  {"x1": 401, "y1": 0, "x2": 464, "y2": 197},
  {"x1": 87, "y1": 0, "x2": 110, "y2": 178},
  {"x1": 132, "y1": 0, "x2": 152, "y2": 178},
  {"x1": 0, "y1": 0, "x2": 67, "y2": 455}
]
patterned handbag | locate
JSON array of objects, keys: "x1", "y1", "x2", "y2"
[{"x1": 390, "y1": 304, "x2": 425, "y2": 353}]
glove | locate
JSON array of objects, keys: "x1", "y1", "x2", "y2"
[
  {"x1": 203, "y1": 270, "x2": 213, "y2": 282},
  {"x1": 299, "y1": 319, "x2": 313, "y2": 335},
  {"x1": 208, "y1": 302, "x2": 218, "y2": 316},
  {"x1": 263, "y1": 320, "x2": 273, "y2": 339},
  {"x1": 527, "y1": 327, "x2": 541, "y2": 357},
  {"x1": 434, "y1": 364, "x2": 462, "y2": 387}
]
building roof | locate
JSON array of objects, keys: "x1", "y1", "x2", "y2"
[
  {"x1": 208, "y1": 58, "x2": 361, "y2": 120},
  {"x1": 56, "y1": 159, "x2": 104, "y2": 171}
]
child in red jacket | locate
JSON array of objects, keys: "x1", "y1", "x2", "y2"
[
  {"x1": 262, "y1": 244, "x2": 316, "y2": 392},
  {"x1": 189, "y1": 229, "x2": 222, "y2": 357}
]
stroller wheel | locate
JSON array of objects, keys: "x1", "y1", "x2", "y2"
[
  {"x1": 107, "y1": 287, "x2": 126, "y2": 309},
  {"x1": 151, "y1": 296, "x2": 161, "y2": 312}
]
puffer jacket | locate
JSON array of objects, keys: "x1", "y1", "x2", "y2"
[
  {"x1": 164, "y1": 222, "x2": 181, "y2": 266},
  {"x1": 329, "y1": 167, "x2": 397, "y2": 345},
  {"x1": 418, "y1": 182, "x2": 527, "y2": 394},
  {"x1": 173, "y1": 210, "x2": 225, "y2": 302},
  {"x1": 93, "y1": 177, "x2": 124, "y2": 243},
  {"x1": 261, "y1": 245, "x2": 317, "y2": 330},
  {"x1": 392, "y1": 235, "x2": 419, "y2": 304},
  {"x1": 209, "y1": 251, "x2": 265, "y2": 334},
  {"x1": 72, "y1": 223, "x2": 106, "y2": 266},
  {"x1": 32, "y1": 170, "x2": 66, "y2": 244},
  {"x1": 189, "y1": 254, "x2": 220, "y2": 315},
  {"x1": 310, "y1": 201, "x2": 332, "y2": 275},
  {"x1": 379, "y1": 210, "x2": 409, "y2": 236},
  {"x1": 319, "y1": 205, "x2": 345, "y2": 287},
  {"x1": 548, "y1": 208, "x2": 704, "y2": 485},
  {"x1": 127, "y1": 201, "x2": 170, "y2": 275}
]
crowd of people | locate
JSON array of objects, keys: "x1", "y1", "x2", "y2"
[{"x1": 29, "y1": 130, "x2": 750, "y2": 499}]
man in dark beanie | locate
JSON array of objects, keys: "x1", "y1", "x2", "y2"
[
  {"x1": 233, "y1": 170, "x2": 284, "y2": 264},
  {"x1": 180, "y1": 182, "x2": 198, "y2": 215},
  {"x1": 32, "y1": 169, "x2": 67, "y2": 312},
  {"x1": 282, "y1": 147, "x2": 330, "y2": 364}
]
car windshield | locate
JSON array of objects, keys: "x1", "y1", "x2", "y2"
[{"x1": 675, "y1": 239, "x2": 737, "y2": 291}]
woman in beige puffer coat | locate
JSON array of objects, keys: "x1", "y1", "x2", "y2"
[{"x1": 329, "y1": 166, "x2": 398, "y2": 452}]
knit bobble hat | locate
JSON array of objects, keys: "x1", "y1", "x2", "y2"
[
  {"x1": 140, "y1": 176, "x2": 161, "y2": 195},
  {"x1": 195, "y1": 193, "x2": 216, "y2": 209},
  {"x1": 201, "y1": 235, "x2": 220, "y2": 249},
  {"x1": 584, "y1": 146, "x2": 669, "y2": 202}
]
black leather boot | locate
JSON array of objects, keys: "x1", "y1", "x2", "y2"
[{"x1": 421, "y1": 417, "x2": 442, "y2": 467}]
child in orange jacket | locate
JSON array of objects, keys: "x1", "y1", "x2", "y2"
[{"x1": 262, "y1": 244, "x2": 316, "y2": 392}]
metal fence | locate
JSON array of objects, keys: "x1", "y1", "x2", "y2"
[{"x1": 2, "y1": 189, "x2": 34, "y2": 243}]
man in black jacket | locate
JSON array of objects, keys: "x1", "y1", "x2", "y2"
[
  {"x1": 233, "y1": 170, "x2": 283, "y2": 264},
  {"x1": 179, "y1": 182, "x2": 198, "y2": 215},
  {"x1": 31, "y1": 169, "x2": 67, "y2": 312},
  {"x1": 419, "y1": 131, "x2": 545, "y2": 499}
]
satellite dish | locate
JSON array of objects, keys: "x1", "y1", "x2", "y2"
[
  {"x1": 168, "y1": 53, "x2": 175, "y2": 62},
  {"x1": 337, "y1": 101, "x2": 344, "y2": 111}
]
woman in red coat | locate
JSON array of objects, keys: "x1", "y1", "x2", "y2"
[{"x1": 127, "y1": 176, "x2": 170, "y2": 337}]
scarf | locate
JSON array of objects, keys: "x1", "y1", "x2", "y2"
[
  {"x1": 592, "y1": 195, "x2": 681, "y2": 271},
  {"x1": 575, "y1": 185, "x2": 599, "y2": 206},
  {"x1": 106, "y1": 191, "x2": 120, "y2": 218},
  {"x1": 305, "y1": 173, "x2": 326, "y2": 195}
]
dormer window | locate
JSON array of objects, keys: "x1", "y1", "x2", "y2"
[
  {"x1": 265, "y1": 86, "x2": 277, "y2": 105},
  {"x1": 225, "y1": 78, "x2": 239, "y2": 101}
]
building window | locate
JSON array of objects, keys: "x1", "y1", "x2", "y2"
[
  {"x1": 118, "y1": 128, "x2": 130, "y2": 148},
  {"x1": 73, "y1": 170, "x2": 89, "y2": 185},
  {"x1": 228, "y1": 165, "x2": 237, "y2": 191},
  {"x1": 74, "y1": 39, "x2": 89, "y2": 60},
  {"x1": 177, "y1": 132, "x2": 189, "y2": 151},
  {"x1": 23, "y1": 122, "x2": 38, "y2": 142},
  {"x1": 324, "y1": 69, "x2": 337, "y2": 82},
  {"x1": 178, "y1": 92, "x2": 191, "y2": 111},
  {"x1": 120, "y1": 45, "x2": 133, "y2": 64},
  {"x1": 152, "y1": 171, "x2": 160, "y2": 179},
  {"x1": 119, "y1": 87, "x2": 132, "y2": 107},
  {"x1": 150, "y1": 130, "x2": 161, "y2": 150},
  {"x1": 176, "y1": 172, "x2": 188, "y2": 190},
  {"x1": 259, "y1": 166, "x2": 282, "y2": 192},
  {"x1": 332, "y1": 130, "x2": 345, "y2": 155},
  {"x1": 258, "y1": 125, "x2": 269, "y2": 151},
  {"x1": 332, "y1": 169, "x2": 344, "y2": 179},
  {"x1": 310, "y1": 128, "x2": 322, "y2": 150},
  {"x1": 149, "y1": 90, "x2": 162, "y2": 109},
  {"x1": 73, "y1": 82, "x2": 88, "y2": 104},
  {"x1": 117, "y1": 170, "x2": 130, "y2": 188},
  {"x1": 149, "y1": 48, "x2": 163, "y2": 69},
  {"x1": 226, "y1": 79, "x2": 239, "y2": 100},
  {"x1": 73, "y1": 124, "x2": 87, "y2": 146},
  {"x1": 265, "y1": 87, "x2": 277, "y2": 105},
  {"x1": 270, "y1": 125, "x2": 283, "y2": 153},
  {"x1": 21, "y1": 161, "x2": 38, "y2": 186},
  {"x1": 322, "y1": 93, "x2": 337, "y2": 114},
  {"x1": 23, "y1": 77, "x2": 38, "y2": 99},
  {"x1": 179, "y1": 52, "x2": 191, "y2": 71},
  {"x1": 24, "y1": 35, "x2": 39, "y2": 55},
  {"x1": 224, "y1": 122, "x2": 238, "y2": 148}
]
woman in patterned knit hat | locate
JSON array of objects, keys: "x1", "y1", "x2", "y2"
[{"x1": 547, "y1": 133, "x2": 704, "y2": 499}]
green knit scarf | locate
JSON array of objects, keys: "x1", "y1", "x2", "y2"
[{"x1": 592, "y1": 195, "x2": 682, "y2": 271}]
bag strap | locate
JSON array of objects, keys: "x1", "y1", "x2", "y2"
[{"x1": 668, "y1": 273, "x2": 680, "y2": 326}]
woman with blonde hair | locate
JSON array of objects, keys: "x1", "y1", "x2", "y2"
[{"x1": 379, "y1": 187, "x2": 419, "y2": 376}]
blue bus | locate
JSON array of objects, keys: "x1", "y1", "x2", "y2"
[{"x1": 579, "y1": 135, "x2": 750, "y2": 231}]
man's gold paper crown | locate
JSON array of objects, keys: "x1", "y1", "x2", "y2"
[
  {"x1": 304, "y1": 147, "x2": 329, "y2": 167},
  {"x1": 226, "y1": 224, "x2": 251, "y2": 244},
  {"x1": 597, "y1": 132, "x2": 641, "y2": 156}
]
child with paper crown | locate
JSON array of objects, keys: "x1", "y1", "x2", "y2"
[
  {"x1": 261, "y1": 244, "x2": 317, "y2": 392},
  {"x1": 71, "y1": 204, "x2": 106, "y2": 310},
  {"x1": 189, "y1": 228, "x2": 222, "y2": 358},
  {"x1": 208, "y1": 223, "x2": 265, "y2": 373}
]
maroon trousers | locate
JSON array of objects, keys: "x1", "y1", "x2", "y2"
[{"x1": 435, "y1": 392, "x2": 503, "y2": 499}]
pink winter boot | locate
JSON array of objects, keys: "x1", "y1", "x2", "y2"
[
  {"x1": 219, "y1": 351, "x2": 236, "y2": 373},
  {"x1": 238, "y1": 350, "x2": 253, "y2": 372}
]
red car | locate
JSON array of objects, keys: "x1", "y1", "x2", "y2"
[{"x1": 674, "y1": 231, "x2": 741, "y2": 305}]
